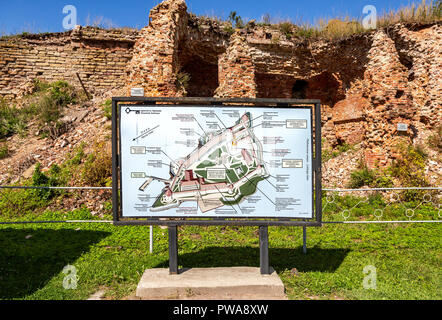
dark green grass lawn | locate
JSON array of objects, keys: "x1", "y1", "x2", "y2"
[{"x1": 0, "y1": 213, "x2": 440, "y2": 300}]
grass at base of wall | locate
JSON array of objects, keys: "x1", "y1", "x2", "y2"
[{"x1": 0, "y1": 213, "x2": 440, "y2": 300}]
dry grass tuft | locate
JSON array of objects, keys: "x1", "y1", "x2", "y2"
[{"x1": 263, "y1": 0, "x2": 441, "y2": 40}]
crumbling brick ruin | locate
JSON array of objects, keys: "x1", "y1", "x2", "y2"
[
  {"x1": 1, "y1": 0, "x2": 441, "y2": 170},
  {"x1": 0, "y1": 27, "x2": 139, "y2": 100}
]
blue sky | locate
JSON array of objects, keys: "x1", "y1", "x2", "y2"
[{"x1": 0, "y1": 0, "x2": 425, "y2": 35}]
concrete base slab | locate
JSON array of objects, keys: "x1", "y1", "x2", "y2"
[{"x1": 136, "y1": 267, "x2": 286, "y2": 300}]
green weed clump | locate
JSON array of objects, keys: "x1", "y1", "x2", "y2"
[
  {"x1": 390, "y1": 144, "x2": 429, "y2": 187},
  {"x1": 390, "y1": 144, "x2": 430, "y2": 201},
  {"x1": 81, "y1": 141, "x2": 112, "y2": 187},
  {"x1": 279, "y1": 22, "x2": 295, "y2": 39},
  {"x1": 102, "y1": 99, "x2": 112, "y2": 120},
  {"x1": 228, "y1": 11, "x2": 244, "y2": 29},
  {"x1": 0, "y1": 162, "x2": 65, "y2": 218},
  {"x1": 0, "y1": 142, "x2": 9, "y2": 159},
  {"x1": 322, "y1": 140, "x2": 355, "y2": 162},
  {"x1": 348, "y1": 165, "x2": 377, "y2": 189},
  {"x1": 346, "y1": 143, "x2": 431, "y2": 201},
  {"x1": 32, "y1": 80, "x2": 82, "y2": 138},
  {"x1": 0, "y1": 99, "x2": 29, "y2": 138},
  {"x1": 31, "y1": 163, "x2": 63, "y2": 201},
  {"x1": 348, "y1": 159, "x2": 394, "y2": 189}
]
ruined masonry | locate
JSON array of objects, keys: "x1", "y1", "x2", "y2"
[{"x1": 0, "y1": 0, "x2": 441, "y2": 168}]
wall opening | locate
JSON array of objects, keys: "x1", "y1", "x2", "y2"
[
  {"x1": 180, "y1": 55, "x2": 219, "y2": 97},
  {"x1": 292, "y1": 80, "x2": 309, "y2": 99},
  {"x1": 395, "y1": 90, "x2": 405, "y2": 99}
]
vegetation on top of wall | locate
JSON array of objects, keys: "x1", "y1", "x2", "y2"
[
  {"x1": 204, "y1": 0, "x2": 441, "y2": 41},
  {"x1": 278, "y1": 22, "x2": 295, "y2": 39},
  {"x1": 222, "y1": 24, "x2": 235, "y2": 35},
  {"x1": 377, "y1": 0, "x2": 441, "y2": 27},
  {"x1": 228, "y1": 11, "x2": 245, "y2": 29},
  {"x1": 84, "y1": 14, "x2": 118, "y2": 29},
  {"x1": 284, "y1": 0, "x2": 440, "y2": 40},
  {"x1": 0, "y1": 30, "x2": 52, "y2": 39}
]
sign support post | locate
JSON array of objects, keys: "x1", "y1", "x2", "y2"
[
  {"x1": 259, "y1": 226, "x2": 270, "y2": 275},
  {"x1": 303, "y1": 226, "x2": 307, "y2": 254},
  {"x1": 168, "y1": 225, "x2": 179, "y2": 275}
]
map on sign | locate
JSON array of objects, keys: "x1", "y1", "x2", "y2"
[{"x1": 120, "y1": 105, "x2": 313, "y2": 218}]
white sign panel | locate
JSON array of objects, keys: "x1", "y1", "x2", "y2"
[
  {"x1": 397, "y1": 123, "x2": 408, "y2": 132},
  {"x1": 130, "y1": 88, "x2": 145, "y2": 97},
  {"x1": 120, "y1": 105, "x2": 313, "y2": 218}
]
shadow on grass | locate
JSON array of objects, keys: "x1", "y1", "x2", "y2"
[
  {"x1": 155, "y1": 246, "x2": 350, "y2": 273},
  {"x1": 0, "y1": 228, "x2": 110, "y2": 299}
]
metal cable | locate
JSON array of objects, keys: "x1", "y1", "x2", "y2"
[
  {"x1": 0, "y1": 186, "x2": 112, "y2": 190},
  {"x1": 0, "y1": 186, "x2": 439, "y2": 191},
  {"x1": 323, "y1": 220, "x2": 441, "y2": 224},
  {"x1": 0, "y1": 220, "x2": 113, "y2": 225},
  {"x1": 323, "y1": 187, "x2": 441, "y2": 192}
]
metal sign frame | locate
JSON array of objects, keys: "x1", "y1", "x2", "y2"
[{"x1": 112, "y1": 97, "x2": 322, "y2": 227}]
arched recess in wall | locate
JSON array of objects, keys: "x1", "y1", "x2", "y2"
[
  {"x1": 304, "y1": 72, "x2": 345, "y2": 107},
  {"x1": 255, "y1": 71, "x2": 345, "y2": 105},
  {"x1": 179, "y1": 55, "x2": 219, "y2": 97},
  {"x1": 292, "y1": 80, "x2": 308, "y2": 99}
]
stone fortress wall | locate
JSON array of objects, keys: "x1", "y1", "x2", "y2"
[
  {"x1": 0, "y1": 27, "x2": 139, "y2": 100},
  {"x1": 1, "y1": 0, "x2": 441, "y2": 168}
]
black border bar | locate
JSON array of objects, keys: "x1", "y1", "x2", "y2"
[{"x1": 112, "y1": 97, "x2": 322, "y2": 227}]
